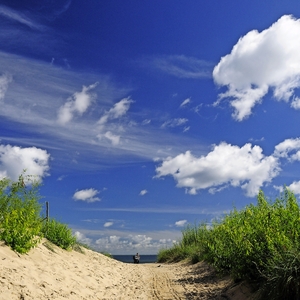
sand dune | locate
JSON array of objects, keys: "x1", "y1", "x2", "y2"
[{"x1": 0, "y1": 239, "x2": 253, "y2": 299}]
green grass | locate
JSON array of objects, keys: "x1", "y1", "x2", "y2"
[
  {"x1": 158, "y1": 188, "x2": 300, "y2": 300},
  {"x1": 42, "y1": 218, "x2": 76, "y2": 250}
]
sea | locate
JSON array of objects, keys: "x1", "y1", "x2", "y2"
[{"x1": 113, "y1": 255, "x2": 157, "y2": 264}]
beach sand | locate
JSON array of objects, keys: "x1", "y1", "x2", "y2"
[{"x1": 0, "y1": 239, "x2": 254, "y2": 299}]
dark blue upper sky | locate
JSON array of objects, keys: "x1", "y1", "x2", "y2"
[{"x1": 1, "y1": 0, "x2": 300, "y2": 253}]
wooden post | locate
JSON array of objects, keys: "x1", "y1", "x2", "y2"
[{"x1": 46, "y1": 201, "x2": 49, "y2": 222}]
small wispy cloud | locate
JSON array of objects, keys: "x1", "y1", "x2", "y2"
[
  {"x1": 98, "y1": 97, "x2": 133, "y2": 125},
  {"x1": 104, "y1": 221, "x2": 114, "y2": 228},
  {"x1": 97, "y1": 131, "x2": 121, "y2": 146},
  {"x1": 183, "y1": 126, "x2": 190, "y2": 132},
  {"x1": 0, "y1": 73, "x2": 12, "y2": 101},
  {"x1": 142, "y1": 119, "x2": 151, "y2": 125},
  {"x1": 57, "y1": 175, "x2": 67, "y2": 181},
  {"x1": 0, "y1": 5, "x2": 46, "y2": 31},
  {"x1": 180, "y1": 98, "x2": 191, "y2": 108},
  {"x1": 175, "y1": 220, "x2": 187, "y2": 227},
  {"x1": 144, "y1": 55, "x2": 213, "y2": 79},
  {"x1": 139, "y1": 189, "x2": 148, "y2": 196},
  {"x1": 161, "y1": 118, "x2": 188, "y2": 128}
]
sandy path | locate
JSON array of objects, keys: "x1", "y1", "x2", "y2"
[{"x1": 0, "y1": 240, "x2": 253, "y2": 299}]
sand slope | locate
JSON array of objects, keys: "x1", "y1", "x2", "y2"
[{"x1": 0, "y1": 240, "x2": 254, "y2": 299}]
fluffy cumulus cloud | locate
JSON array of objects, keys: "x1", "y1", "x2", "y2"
[
  {"x1": 74, "y1": 231, "x2": 92, "y2": 246},
  {"x1": 57, "y1": 82, "x2": 98, "y2": 124},
  {"x1": 73, "y1": 188, "x2": 100, "y2": 203},
  {"x1": 156, "y1": 142, "x2": 280, "y2": 197},
  {"x1": 287, "y1": 181, "x2": 300, "y2": 195},
  {"x1": 0, "y1": 144, "x2": 50, "y2": 181},
  {"x1": 213, "y1": 15, "x2": 300, "y2": 121},
  {"x1": 175, "y1": 220, "x2": 187, "y2": 227},
  {"x1": 273, "y1": 138, "x2": 300, "y2": 161}
]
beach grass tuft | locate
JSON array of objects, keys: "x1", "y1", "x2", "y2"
[
  {"x1": 0, "y1": 173, "x2": 78, "y2": 254},
  {"x1": 158, "y1": 188, "x2": 300, "y2": 300}
]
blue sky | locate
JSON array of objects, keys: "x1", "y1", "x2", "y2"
[{"x1": 1, "y1": 1, "x2": 300, "y2": 254}]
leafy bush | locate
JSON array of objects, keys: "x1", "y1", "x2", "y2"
[
  {"x1": 42, "y1": 218, "x2": 76, "y2": 250},
  {"x1": 0, "y1": 175, "x2": 42, "y2": 253},
  {"x1": 0, "y1": 174, "x2": 78, "y2": 254}
]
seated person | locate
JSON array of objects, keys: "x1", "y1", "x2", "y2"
[{"x1": 133, "y1": 253, "x2": 140, "y2": 263}]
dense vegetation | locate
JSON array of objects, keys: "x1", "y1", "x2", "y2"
[
  {"x1": 158, "y1": 189, "x2": 300, "y2": 300},
  {"x1": 0, "y1": 174, "x2": 77, "y2": 253}
]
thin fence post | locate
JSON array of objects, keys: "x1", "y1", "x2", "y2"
[
  {"x1": 44, "y1": 201, "x2": 49, "y2": 236},
  {"x1": 46, "y1": 201, "x2": 49, "y2": 222}
]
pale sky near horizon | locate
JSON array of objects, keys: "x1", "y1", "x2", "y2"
[{"x1": 1, "y1": 1, "x2": 300, "y2": 254}]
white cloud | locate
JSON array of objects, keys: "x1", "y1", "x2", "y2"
[
  {"x1": 276, "y1": 181, "x2": 300, "y2": 195},
  {"x1": 0, "y1": 73, "x2": 12, "y2": 101},
  {"x1": 156, "y1": 142, "x2": 280, "y2": 197},
  {"x1": 97, "y1": 131, "x2": 121, "y2": 146},
  {"x1": 213, "y1": 15, "x2": 300, "y2": 121},
  {"x1": 0, "y1": 5, "x2": 46, "y2": 31},
  {"x1": 75, "y1": 228, "x2": 181, "y2": 254},
  {"x1": 161, "y1": 118, "x2": 188, "y2": 128},
  {"x1": 57, "y1": 82, "x2": 98, "y2": 124},
  {"x1": 104, "y1": 131, "x2": 120, "y2": 146},
  {"x1": 98, "y1": 97, "x2": 133, "y2": 125},
  {"x1": 150, "y1": 55, "x2": 212, "y2": 79},
  {"x1": 95, "y1": 98, "x2": 134, "y2": 146},
  {"x1": 73, "y1": 188, "x2": 100, "y2": 203},
  {"x1": 286, "y1": 181, "x2": 300, "y2": 195},
  {"x1": 139, "y1": 189, "x2": 148, "y2": 196},
  {"x1": 273, "y1": 185, "x2": 284, "y2": 193},
  {"x1": 104, "y1": 222, "x2": 114, "y2": 228},
  {"x1": 180, "y1": 98, "x2": 191, "y2": 108},
  {"x1": 0, "y1": 144, "x2": 50, "y2": 181},
  {"x1": 142, "y1": 119, "x2": 151, "y2": 125},
  {"x1": 208, "y1": 185, "x2": 228, "y2": 194},
  {"x1": 175, "y1": 220, "x2": 187, "y2": 227},
  {"x1": 273, "y1": 138, "x2": 300, "y2": 161},
  {"x1": 291, "y1": 97, "x2": 300, "y2": 109},
  {"x1": 0, "y1": 51, "x2": 201, "y2": 166},
  {"x1": 74, "y1": 231, "x2": 92, "y2": 246},
  {"x1": 95, "y1": 233, "x2": 171, "y2": 254}
]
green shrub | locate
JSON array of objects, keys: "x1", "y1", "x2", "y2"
[
  {"x1": 0, "y1": 175, "x2": 42, "y2": 253},
  {"x1": 158, "y1": 243, "x2": 191, "y2": 263},
  {"x1": 158, "y1": 188, "x2": 300, "y2": 299},
  {"x1": 42, "y1": 218, "x2": 76, "y2": 250},
  {"x1": 101, "y1": 251, "x2": 113, "y2": 258}
]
